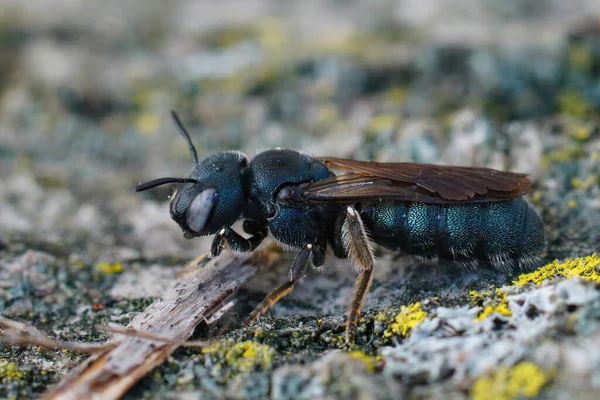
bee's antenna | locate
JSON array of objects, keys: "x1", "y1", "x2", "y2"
[
  {"x1": 135, "y1": 177, "x2": 199, "y2": 192},
  {"x1": 171, "y1": 110, "x2": 199, "y2": 164}
]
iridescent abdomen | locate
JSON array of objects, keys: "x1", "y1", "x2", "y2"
[{"x1": 360, "y1": 198, "x2": 544, "y2": 269}]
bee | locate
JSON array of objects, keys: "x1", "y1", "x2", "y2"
[{"x1": 135, "y1": 111, "x2": 545, "y2": 345}]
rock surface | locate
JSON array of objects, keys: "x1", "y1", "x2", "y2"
[{"x1": 0, "y1": 2, "x2": 599, "y2": 399}]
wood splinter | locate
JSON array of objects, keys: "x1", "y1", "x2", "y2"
[{"x1": 36, "y1": 249, "x2": 277, "y2": 400}]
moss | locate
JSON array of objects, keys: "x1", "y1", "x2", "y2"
[
  {"x1": 557, "y1": 89, "x2": 593, "y2": 118},
  {"x1": 567, "y1": 43, "x2": 593, "y2": 71},
  {"x1": 470, "y1": 361, "x2": 550, "y2": 400},
  {"x1": 317, "y1": 329, "x2": 346, "y2": 347},
  {"x1": 96, "y1": 261, "x2": 124, "y2": 275},
  {"x1": 117, "y1": 297, "x2": 158, "y2": 314},
  {"x1": 514, "y1": 254, "x2": 600, "y2": 286},
  {"x1": 376, "y1": 302, "x2": 427, "y2": 338},
  {"x1": 35, "y1": 173, "x2": 69, "y2": 189},
  {"x1": 202, "y1": 340, "x2": 276, "y2": 374}
]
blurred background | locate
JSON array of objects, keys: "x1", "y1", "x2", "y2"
[
  {"x1": 0, "y1": 0, "x2": 598, "y2": 261},
  {"x1": 0, "y1": 1, "x2": 599, "y2": 397}
]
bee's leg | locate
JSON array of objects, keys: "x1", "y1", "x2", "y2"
[
  {"x1": 243, "y1": 243, "x2": 324, "y2": 325},
  {"x1": 342, "y1": 206, "x2": 375, "y2": 347},
  {"x1": 210, "y1": 221, "x2": 267, "y2": 256}
]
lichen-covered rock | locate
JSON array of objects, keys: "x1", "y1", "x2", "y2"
[{"x1": 1, "y1": 2, "x2": 600, "y2": 399}]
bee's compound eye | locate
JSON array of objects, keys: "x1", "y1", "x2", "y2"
[{"x1": 186, "y1": 188, "x2": 218, "y2": 233}]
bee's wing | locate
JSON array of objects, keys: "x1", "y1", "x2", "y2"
[{"x1": 301, "y1": 157, "x2": 532, "y2": 204}]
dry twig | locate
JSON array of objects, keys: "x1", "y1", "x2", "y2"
[
  {"x1": 0, "y1": 317, "x2": 114, "y2": 354},
  {"x1": 38, "y1": 249, "x2": 278, "y2": 400}
]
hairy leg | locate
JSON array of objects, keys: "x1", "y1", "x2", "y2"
[
  {"x1": 243, "y1": 243, "x2": 324, "y2": 325},
  {"x1": 342, "y1": 206, "x2": 375, "y2": 346}
]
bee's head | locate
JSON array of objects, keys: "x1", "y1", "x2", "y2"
[{"x1": 135, "y1": 111, "x2": 247, "y2": 238}]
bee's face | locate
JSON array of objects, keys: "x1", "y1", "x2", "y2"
[{"x1": 169, "y1": 151, "x2": 248, "y2": 238}]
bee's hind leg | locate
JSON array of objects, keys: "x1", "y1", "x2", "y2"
[
  {"x1": 243, "y1": 243, "x2": 324, "y2": 326},
  {"x1": 342, "y1": 206, "x2": 375, "y2": 347}
]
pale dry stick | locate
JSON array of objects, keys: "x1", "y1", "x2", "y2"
[
  {"x1": 0, "y1": 317, "x2": 114, "y2": 354},
  {"x1": 0, "y1": 318, "x2": 209, "y2": 353},
  {"x1": 41, "y1": 248, "x2": 278, "y2": 400}
]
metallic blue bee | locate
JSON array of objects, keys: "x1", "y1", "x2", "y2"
[{"x1": 136, "y1": 112, "x2": 545, "y2": 345}]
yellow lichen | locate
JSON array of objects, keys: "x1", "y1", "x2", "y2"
[
  {"x1": 469, "y1": 253, "x2": 600, "y2": 321},
  {"x1": 470, "y1": 361, "x2": 549, "y2": 400},
  {"x1": 530, "y1": 191, "x2": 542, "y2": 204},
  {"x1": 473, "y1": 288, "x2": 512, "y2": 321},
  {"x1": 0, "y1": 361, "x2": 24, "y2": 381},
  {"x1": 95, "y1": 261, "x2": 124, "y2": 275},
  {"x1": 375, "y1": 313, "x2": 388, "y2": 321},
  {"x1": 469, "y1": 290, "x2": 491, "y2": 304},
  {"x1": 256, "y1": 17, "x2": 286, "y2": 51},
  {"x1": 202, "y1": 340, "x2": 275, "y2": 373},
  {"x1": 542, "y1": 144, "x2": 585, "y2": 166},
  {"x1": 382, "y1": 302, "x2": 427, "y2": 338},
  {"x1": 557, "y1": 89, "x2": 593, "y2": 118},
  {"x1": 571, "y1": 176, "x2": 596, "y2": 190},
  {"x1": 135, "y1": 113, "x2": 161, "y2": 135},
  {"x1": 567, "y1": 199, "x2": 577, "y2": 208},
  {"x1": 211, "y1": 27, "x2": 253, "y2": 48},
  {"x1": 308, "y1": 30, "x2": 365, "y2": 56},
  {"x1": 476, "y1": 304, "x2": 512, "y2": 321},
  {"x1": 570, "y1": 125, "x2": 592, "y2": 141},
  {"x1": 384, "y1": 87, "x2": 407, "y2": 105},
  {"x1": 348, "y1": 350, "x2": 377, "y2": 373},
  {"x1": 253, "y1": 327, "x2": 264, "y2": 339},
  {"x1": 315, "y1": 103, "x2": 339, "y2": 127},
  {"x1": 514, "y1": 254, "x2": 600, "y2": 286},
  {"x1": 366, "y1": 113, "x2": 399, "y2": 134}
]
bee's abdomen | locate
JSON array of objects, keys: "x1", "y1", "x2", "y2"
[{"x1": 361, "y1": 198, "x2": 544, "y2": 269}]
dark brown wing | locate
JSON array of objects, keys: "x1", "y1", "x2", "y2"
[{"x1": 301, "y1": 157, "x2": 532, "y2": 204}]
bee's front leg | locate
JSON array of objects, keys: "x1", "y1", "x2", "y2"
[
  {"x1": 342, "y1": 206, "x2": 375, "y2": 348},
  {"x1": 210, "y1": 220, "x2": 267, "y2": 256}
]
